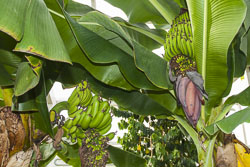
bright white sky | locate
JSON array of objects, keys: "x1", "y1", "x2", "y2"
[{"x1": 50, "y1": 0, "x2": 250, "y2": 146}]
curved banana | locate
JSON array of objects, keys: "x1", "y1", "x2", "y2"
[
  {"x1": 98, "y1": 124, "x2": 111, "y2": 135},
  {"x1": 80, "y1": 114, "x2": 92, "y2": 129},
  {"x1": 97, "y1": 113, "x2": 112, "y2": 129},
  {"x1": 89, "y1": 110, "x2": 105, "y2": 128}
]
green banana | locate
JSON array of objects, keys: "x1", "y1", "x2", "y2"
[
  {"x1": 91, "y1": 95, "x2": 99, "y2": 104},
  {"x1": 181, "y1": 38, "x2": 188, "y2": 56},
  {"x1": 68, "y1": 86, "x2": 80, "y2": 103},
  {"x1": 68, "y1": 92, "x2": 81, "y2": 107},
  {"x1": 68, "y1": 105, "x2": 78, "y2": 115},
  {"x1": 77, "y1": 138, "x2": 82, "y2": 147},
  {"x1": 78, "y1": 112, "x2": 86, "y2": 126},
  {"x1": 99, "y1": 101, "x2": 109, "y2": 112},
  {"x1": 186, "y1": 39, "x2": 193, "y2": 57},
  {"x1": 68, "y1": 109, "x2": 82, "y2": 118},
  {"x1": 80, "y1": 114, "x2": 92, "y2": 129},
  {"x1": 64, "y1": 119, "x2": 73, "y2": 129},
  {"x1": 80, "y1": 88, "x2": 92, "y2": 107},
  {"x1": 72, "y1": 113, "x2": 82, "y2": 126},
  {"x1": 69, "y1": 125, "x2": 77, "y2": 134},
  {"x1": 105, "y1": 132, "x2": 115, "y2": 140},
  {"x1": 71, "y1": 133, "x2": 76, "y2": 143},
  {"x1": 86, "y1": 105, "x2": 92, "y2": 115},
  {"x1": 89, "y1": 110, "x2": 105, "y2": 128},
  {"x1": 97, "y1": 113, "x2": 111, "y2": 129},
  {"x1": 91, "y1": 99, "x2": 100, "y2": 118},
  {"x1": 97, "y1": 116, "x2": 112, "y2": 131},
  {"x1": 98, "y1": 124, "x2": 111, "y2": 135}
]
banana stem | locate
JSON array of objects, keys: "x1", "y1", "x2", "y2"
[{"x1": 1, "y1": 87, "x2": 13, "y2": 106}]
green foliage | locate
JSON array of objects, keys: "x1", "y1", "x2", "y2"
[{"x1": 114, "y1": 108, "x2": 197, "y2": 166}]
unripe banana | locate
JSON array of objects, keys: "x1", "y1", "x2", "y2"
[
  {"x1": 64, "y1": 119, "x2": 73, "y2": 129},
  {"x1": 80, "y1": 114, "x2": 92, "y2": 129},
  {"x1": 77, "y1": 138, "x2": 82, "y2": 147},
  {"x1": 69, "y1": 109, "x2": 82, "y2": 118},
  {"x1": 68, "y1": 86, "x2": 80, "y2": 103},
  {"x1": 97, "y1": 117, "x2": 112, "y2": 131},
  {"x1": 89, "y1": 110, "x2": 105, "y2": 128},
  {"x1": 71, "y1": 133, "x2": 76, "y2": 143},
  {"x1": 91, "y1": 95, "x2": 99, "y2": 105},
  {"x1": 105, "y1": 132, "x2": 115, "y2": 140},
  {"x1": 68, "y1": 105, "x2": 78, "y2": 115},
  {"x1": 91, "y1": 99, "x2": 100, "y2": 118},
  {"x1": 72, "y1": 114, "x2": 82, "y2": 126},
  {"x1": 96, "y1": 113, "x2": 111, "y2": 129},
  {"x1": 68, "y1": 93, "x2": 81, "y2": 107},
  {"x1": 69, "y1": 125, "x2": 77, "y2": 134},
  {"x1": 98, "y1": 101, "x2": 109, "y2": 113},
  {"x1": 98, "y1": 124, "x2": 111, "y2": 135},
  {"x1": 86, "y1": 105, "x2": 92, "y2": 115}
]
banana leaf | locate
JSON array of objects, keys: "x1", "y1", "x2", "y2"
[
  {"x1": 186, "y1": 0, "x2": 247, "y2": 119},
  {"x1": 13, "y1": 0, "x2": 71, "y2": 64}
]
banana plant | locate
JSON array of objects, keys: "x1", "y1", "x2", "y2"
[{"x1": 0, "y1": 0, "x2": 250, "y2": 166}]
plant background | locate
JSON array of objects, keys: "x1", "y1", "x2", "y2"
[{"x1": 42, "y1": 0, "x2": 250, "y2": 166}]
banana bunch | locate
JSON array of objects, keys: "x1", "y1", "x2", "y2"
[
  {"x1": 63, "y1": 81, "x2": 114, "y2": 144},
  {"x1": 163, "y1": 10, "x2": 208, "y2": 128},
  {"x1": 164, "y1": 10, "x2": 193, "y2": 61}
]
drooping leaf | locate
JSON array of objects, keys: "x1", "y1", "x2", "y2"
[
  {"x1": 78, "y1": 11, "x2": 133, "y2": 47},
  {"x1": 133, "y1": 42, "x2": 172, "y2": 89},
  {"x1": 104, "y1": 0, "x2": 179, "y2": 24},
  {"x1": 0, "y1": 0, "x2": 29, "y2": 41},
  {"x1": 0, "y1": 64, "x2": 14, "y2": 86},
  {"x1": 108, "y1": 145, "x2": 146, "y2": 167},
  {"x1": 224, "y1": 86, "x2": 250, "y2": 107},
  {"x1": 113, "y1": 17, "x2": 165, "y2": 49},
  {"x1": 205, "y1": 107, "x2": 250, "y2": 135},
  {"x1": 79, "y1": 12, "x2": 171, "y2": 89},
  {"x1": 57, "y1": 63, "x2": 174, "y2": 116},
  {"x1": 65, "y1": 0, "x2": 95, "y2": 18},
  {"x1": 50, "y1": 12, "x2": 136, "y2": 91},
  {"x1": 59, "y1": 3, "x2": 161, "y2": 90},
  {"x1": 14, "y1": 62, "x2": 41, "y2": 96},
  {"x1": 186, "y1": 0, "x2": 247, "y2": 115},
  {"x1": 234, "y1": 27, "x2": 247, "y2": 78},
  {"x1": 14, "y1": 0, "x2": 71, "y2": 64},
  {"x1": 223, "y1": 26, "x2": 247, "y2": 97}
]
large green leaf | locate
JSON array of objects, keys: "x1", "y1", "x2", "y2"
[
  {"x1": 133, "y1": 42, "x2": 172, "y2": 89},
  {"x1": 186, "y1": 0, "x2": 247, "y2": 114},
  {"x1": 50, "y1": 10, "x2": 136, "y2": 91},
  {"x1": 205, "y1": 107, "x2": 250, "y2": 135},
  {"x1": 104, "y1": 0, "x2": 179, "y2": 24},
  {"x1": 224, "y1": 86, "x2": 250, "y2": 107},
  {"x1": 0, "y1": 0, "x2": 29, "y2": 41},
  {"x1": 57, "y1": 63, "x2": 175, "y2": 116},
  {"x1": 108, "y1": 145, "x2": 146, "y2": 167},
  {"x1": 78, "y1": 11, "x2": 171, "y2": 89},
  {"x1": 14, "y1": 0, "x2": 71, "y2": 64},
  {"x1": 59, "y1": 4, "x2": 161, "y2": 91}
]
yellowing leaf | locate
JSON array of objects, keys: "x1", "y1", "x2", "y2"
[{"x1": 235, "y1": 143, "x2": 250, "y2": 166}]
